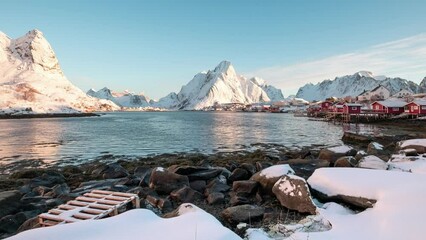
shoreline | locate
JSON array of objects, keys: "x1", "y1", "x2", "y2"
[{"x1": 0, "y1": 112, "x2": 100, "y2": 119}]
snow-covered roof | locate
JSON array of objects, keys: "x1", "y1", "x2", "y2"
[
  {"x1": 411, "y1": 100, "x2": 426, "y2": 106},
  {"x1": 344, "y1": 103, "x2": 362, "y2": 107},
  {"x1": 373, "y1": 100, "x2": 407, "y2": 107}
]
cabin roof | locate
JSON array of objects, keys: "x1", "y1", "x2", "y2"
[
  {"x1": 411, "y1": 99, "x2": 426, "y2": 106},
  {"x1": 344, "y1": 103, "x2": 362, "y2": 107},
  {"x1": 373, "y1": 100, "x2": 407, "y2": 107}
]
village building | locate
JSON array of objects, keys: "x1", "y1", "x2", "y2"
[
  {"x1": 405, "y1": 99, "x2": 426, "y2": 115},
  {"x1": 343, "y1": 103, "x2": 362, "y2": 114},
  {"x1": 357, "y1": 85, "x2": 391, "y2": 101},
  {"x1": 371, "y1": 100, "x2": 407, "y2": 115},
  {"x1": 393, "y1": 89, "x2": 413, "y2": 98}
]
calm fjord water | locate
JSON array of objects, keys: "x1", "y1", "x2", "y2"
[{"x1": 0, "y1": 112, "x2": 347, "y2": 169}]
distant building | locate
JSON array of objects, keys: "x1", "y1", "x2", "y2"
[
  {"x1": 343, "y1": 103, "x2": 362, "y2": 114},
  {"x1": 357, "y1": 85, "x2": 391, "y2": 101},
  {"x1": 393, "y1": 89, "x2": 413, "y2": 98}
]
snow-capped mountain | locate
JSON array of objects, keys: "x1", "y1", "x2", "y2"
[
  {"x1": 420, "y1": 77, "x2": 426, "y2": 92},
  {"x1": 152, "y1": 61, "x2": 282, "y2": 110},
  {"x1": 249, "y1": 77, "x2": 285, "y2": 102},
  {"x1": 0, "y1": 29, "x2": 119, "y2": 114},
  {"x1": 87, "y1": 88, "x2": 150, "y2": 108},
  {"x1": 296, "y1": 71, "x2": 423, "y2": 101}
]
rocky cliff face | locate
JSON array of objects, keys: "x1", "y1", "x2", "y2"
[{"x1": 0, "y1": 29, "x2": 119, "y2": 114}]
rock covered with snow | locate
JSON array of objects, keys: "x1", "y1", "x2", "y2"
[
  {"x1": 357, "y1": 155, "x2": 388, "y2": 170},
  {"x1": 10, "y1": 203, "x2": 242, "y2": 240},
  {"x1": 152, "y1": 61, "x2": 282, "y2": 110},
  {"x1": 0, "y1": 30, "x2": 119, "y2": 114},
  {"x1": 318, "y1": 145, "x2": 355, "y2": 164},
  {"x1": 272, "y1": 175, "x2": 316, "y2": 214},
  {"x1": 296, "y1": 71, "x2": 422, "y2": 101},
  {"x1": 396, "y1": 139, "x2": 426, "y2": 154},
  {"x1": 250, "y1": 164, "x2": 295, "y2": 194}
]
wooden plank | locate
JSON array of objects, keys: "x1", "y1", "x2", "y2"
[
  {"x1": 92, "y1": 190, "x2": 136, "y2": 197},
  {"x1": 72, "y1": 213, "x2": 96, "y2": 220}
]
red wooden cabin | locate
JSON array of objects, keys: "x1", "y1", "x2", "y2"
[
  {"x1": 371, "y1": 100, "x2": 406, "y2": 114},
  {"x1": 405, "y1": 100, "x2": 426, "y2": 115},
  {"x1": 343, "y1": 103, "x2": 362, "y2": 114}
]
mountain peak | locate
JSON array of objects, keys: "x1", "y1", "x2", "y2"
[
  {"x1": 354, "y1": 71, "x2": 374, "y2": 79},
  {"x1": 213, "y1": 61, "x2": 236, "y2": 77}
]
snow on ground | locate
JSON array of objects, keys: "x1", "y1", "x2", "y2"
[
  {"x1": 357, "y1": 155, "x2": 388, "y2": 170},
  {"x1": 9, "y1": 204, "x2": 241, "y2": 240},
  {"x1": 327, "y1": 145, "x2": 352, "y2": 153},
  {"x1": 259, "y1": 164, "x2": 295, "y2": 178},
  {"x1": 399, "y1": 139, "x2": 426, "y2": 151},
  {"x1": 388, "y1": 153, "x2": 426, "y2": 174}
]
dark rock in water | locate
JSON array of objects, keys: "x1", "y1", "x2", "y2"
[
  {"x1": 133, "y1": 166, "x2": 152, "y2": 187},
  {"x1": 170, "y1": 186, "x2": 203, "y2": 203},
  {"x1": 189, "y1": 180, "x2": 206, "y2": 193},
  {"x1": 0, "y1": 212, "x2": 27, "y2": 234},
  {"x1": 401, "y1": 149, "x2": 418, "y2": 157},
  {"x1": 228, "y1": 168, "x2": 250, "y2": 182},
  {"x1": 342, "y1": 132, "x2": 371, "y2": 145},
  {"x1": 229, "y1": 195, "x2": 250, "y2": 206},
  {"x1": 396, "y1": 139, "x2": 426, "y2": 154},
  {"x1": 31, "y1": 186, "x2": 51, "y2": 196},
  {"x1": 92, "y1": 163, "x2": 129, "y2": 179},
  {"x1": 221, "y1": 204, "x2": 264, "y2": 224},
  {"x1": 116, "y1": 176, "x2": 141, "y2": 186},
  {"x1": 255, "y1": 162, "x2": 272, "y2": 172},
  {"x1": 334, "y1": 156, "x2": 357, "y2": 168},
  {"x1": 145, "y1": 195, "x2": 172, "y2": 212},
  {"x1": 272, "y1": 175, "x2": 317, "y2": 215},
  {"x1": 204, "y1": 179, "x2": 230, "y2": 196},
  {"x1": 0, "y1": 191, "x2": 22, "y2": 218},
  {"x1": 207, "y1": 192, "x2": 225, "y2": 205},
  {"x1": 232, "y1": 180, "x2": 258, "y2": 197},
  {"x1": 149, "y1": 167, "x2": 189, "y2": 195}
]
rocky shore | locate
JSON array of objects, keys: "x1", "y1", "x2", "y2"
[{"x1": 0, "y1": 133, "x2": 424, "y2": 239}]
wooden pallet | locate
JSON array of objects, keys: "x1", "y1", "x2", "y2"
[{"x1": 38, "y1": 190, "x2": 140, "y2": 227}]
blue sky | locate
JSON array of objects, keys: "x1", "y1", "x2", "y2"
[{"x1": 1, "y1": 0, "x2": 426, "y2": 98}]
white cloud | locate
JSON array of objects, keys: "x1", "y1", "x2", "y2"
[{"x1": 247, "y1": 33, "x2": 426, "y2": 96}]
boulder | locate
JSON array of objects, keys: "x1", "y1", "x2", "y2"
[
  {"x1": 207, "y1": 192, "x2": 225, "y2": 205},
  {"x1": 255, "y1": 162, "x2": 273, "y2": 171},
  {"x1": 240, "y1": 163, "x2": 257, "y2": 176},
  {"x1": 189, "y1": 180, "x2": 206, "y2": 193},
  {"x1": 204, "y1": 179, "x2": 230, "y2": 196},
  {"x1": 232, "y1": 180, "x2": 258, "y2": 197},
  {"x1": 221, "y1": 204, "x2": 264, "y2": 224},
  {"x1": 334, "y1": 156, "x2": 357, "y2": 168},
  {"x1": 400, "y1": 148, "x2": 418, "y2": 157},
  {"x1": 397, "y1": 139, "x2": 426, "y2": 154},
  {"x1": 168, "y1": 166, "x2": 222, "y2": 181},
  {"x1": 72, "y1": 179, "x2": 121, "y2": 194},
  {"x1": 26, "y1": 172, "x2": 65, "y2": 189},
  {"x1": 149, "y1": 167, "x2": 189, "y2": 195},
  {"x1": 357, "y1": 156, "x2": 388, "y2": 170},
  {"x1": 0, "y1": 191, "x2": 22, "y2": 218},
  {"x1": 0, "y1": 212, "x2": 27, "y2": 234},
  {"x1": 133, "y1": 166, "x2": 152, "y2": 187},
  {"x1": 44, "y1": 183, "x2": 70, "y2": 198},
  {"x1": 170, "y1": 186, "x2": 203, "y2": 203},
  {"x1": 228, "y1": 168, "x2": 250, "y2": 182},
  {"x1": 367, "y1": 142, "x2": 385, "y2": 156},
  {"x1": 354, "y1": 150, "x2": 368, "y2": 161},
  {"x1": 250, "y1": 164, "x2": 295, "y2": 194},
  {"x1": 16, "y1": 216, "x2": 40, "y2": 233},
  {"x1": 318, "y1": 145, "x2": 354, "y2": 164},
  {"x1": 311, "y1": 188, "x2": 376, "y2": 209},
  {"x1": 229, "y1": 195, "x2": 250, "y2": 206},
  {"x1": 341, "y1": 132, "x2": 371, "y2": 145},
  {"x1": 93, "y1": 163, "x2": 129, "y2": 179},
  {"x1": 272, "y1": 175, "x2": 317, "y2": 214}
]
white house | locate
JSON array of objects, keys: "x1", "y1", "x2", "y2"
[
  {"x1": 357, "y1": 85, "x2": 391, "y2": 101},
  {"x1": 393, "y1": 89, "x2": 413, "y2": 98}
]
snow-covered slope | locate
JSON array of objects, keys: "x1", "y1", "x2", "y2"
[
  {"x1": 420, "y1": 77, "x2": 426, "y2": 93},
  {"x1": 152, "y1": 61, "x2": 281, "y2": 110},
  {"x1": 249, "y1": 77, "x2": 284, "y2": 102},
  {"x1": 0, "y1": 29, "x2": 119, "y2": 114},
  {"x1": 296, "y1": 71, "x2": 422, "y2": 101},
  {"x1": 87, "y1": 88, "x2": 150, "y2": 108}
]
